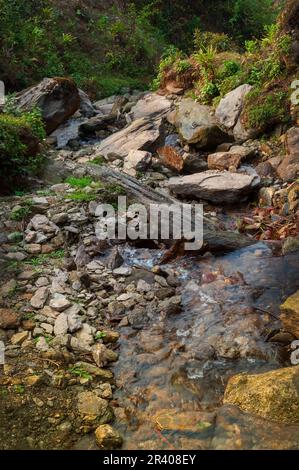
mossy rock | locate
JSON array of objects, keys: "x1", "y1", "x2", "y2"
[
  {"x1": 224, "y1": 365, "x2": 299, "y2": 424},
  {"x1": 281, "y1": 290, "x2": 299, "y2": 338}
]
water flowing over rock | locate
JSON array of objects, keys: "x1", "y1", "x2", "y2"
[
  {"x1": 168, "y1": 170, "x2": 260, "y2": 204},
  {"x1": 15, "y1": 77, "x2": 80, "y2": 134}
]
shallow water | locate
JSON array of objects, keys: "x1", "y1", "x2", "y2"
[{"x1": 112, "y1": 242, "x2": 299, "y2": 450}]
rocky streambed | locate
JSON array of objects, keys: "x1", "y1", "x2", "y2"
[{"x1": 0, "y1": 83, "x2": 299, "y2": 450}]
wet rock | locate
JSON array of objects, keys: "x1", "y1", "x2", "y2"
[
  {"x1": 95, "y1": 424, "x2": 123, "y2": 450},
  {"x1": 215, "y1": 84, "x2": 253, "y2": 141},
  {"x1": 169, "y1": 99, "x2": 230, "y2": 148},
  {"x1": 0, "y1": 308, "x2": 20, "y2": 329},
  {"x1": 277, "y1": 127, "x2": 299, "y2": 181},
  {"x1": 15, "y1": 77, "x2": 80, "y2": 134},
  {"x1": 224, "y1": 366, "x2": 299, "y2": 424},
  {"x1": 123, "y1": 150, "x2": 152, "y2": 176},
  {"x1": 212, "y1": 404, "x2": 299, "y2": 450},
  {"x1": 30, "y1": 287, "x2": 49, "y2": 309},
  {"x1": 159, "y1": 295, "x2": 182, "y2": 315},
  {"x1": 154, "y1": 409, "x2": 214, "y2": 432},
  {"x1": 77, "y1": 391, "x2": 113, "y2": 423},
  {"x1": 280, "y1": 290, "x2": 299, "y2": 338},
  {"x1": 168, "y1": 170, "x2": 260, "y2": 204},
  {"x1": 49, "y1": 294, "x2": 71, "y2": 312}
]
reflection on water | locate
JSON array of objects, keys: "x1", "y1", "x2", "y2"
[{"x1": 113, "y1": 242, "x2": 299, "y2": 449}]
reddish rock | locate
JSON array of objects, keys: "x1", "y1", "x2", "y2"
[{"x1": 157, "y1": 146, "x2": 184, "y2": 172}]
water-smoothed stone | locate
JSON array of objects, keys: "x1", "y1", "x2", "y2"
[{"x1": 168, "y1": 170, "x2": 260, "y2": 204}]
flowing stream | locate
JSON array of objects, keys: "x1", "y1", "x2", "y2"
[{"x1": 111, "y1": 242, "x2": 299, "y2": 450}]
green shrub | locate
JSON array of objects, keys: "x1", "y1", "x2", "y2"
[
  {"x1": 245, "y1": 90, "x2": 289, "y2": 131},
  {"x1": 0, "y1": 110, "x2": 45, "y2": 192}
]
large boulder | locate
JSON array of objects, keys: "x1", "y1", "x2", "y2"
[
  {"x1": 78, "y1": 89, "x2": 96, "y2": 118},
  {"x1": 223, "y1": 366, "x2": 299, "y2": 424},
  {"x1": 277, "y1": 127, "x2": 299, "y2": 181},
  {"x1": 95, "y1": 117, "x2": 163, "y2": 159},
  {"x1": 215, "y1": 84, "x2": 253, "y2": 141},
  {"x1": 15, "y1": 77, "x2": 80, "y2": 134},
  {"x1": 168, "y1": 99, "x2": 231, "y2": 148},
  {"x1": 167, "y1": 170, "x2": 260, "y2": 204},
  {"x1": 280, "y1": 290, "x2": 299, "y2": 338}
]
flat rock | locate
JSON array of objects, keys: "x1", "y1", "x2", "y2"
[
  {"x1": 77, "y1": 392, "x2": 112, "y2": 424},
  {"x1": 131, "y1": 93, "x2": 171, "y2": 120},
  {"x1": 49, "y1": 293, "x2": 71, "y2": 312},
  {"x1": 168, "y1": 170, "x2": 260, "y2": 204},
  {"x1": 95, "y1": 117, "x2": 163, "y2": 159}
]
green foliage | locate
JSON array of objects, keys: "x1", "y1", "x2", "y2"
[
  {"x1": 66, "y1": 191, "x2": 97, "y2": 202},
  {"x1": 245, "y1": 89, "x2": 289, "y2": 131},
  {"x1": 95, "y1": 331, "x2": 107, "y2": 341},
  {"x1": 0, "y1": 109, "x2": 45, "y2": 192},
  {"x1": 65, "y1": 176, "x2": 93, "y2": 189},
  {"x1": 89, "y1": 156, "x2": 105, "y2": 166},
  {"x1": 68, "y1": 366, "x2": 92, "y2": 381},
  {"x1": 25, "y1": 249, "x2": 65, "y2": 266}
]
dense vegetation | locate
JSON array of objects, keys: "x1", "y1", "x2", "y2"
[{"x1": 0, "y1": 0, "x2": 279, "y2": 97}]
